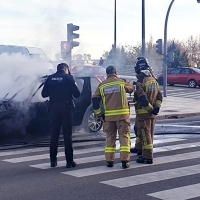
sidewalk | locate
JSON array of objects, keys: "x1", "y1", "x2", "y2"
[{"x1": 130, "y1": 96, "x2": 200, "y2": 122}]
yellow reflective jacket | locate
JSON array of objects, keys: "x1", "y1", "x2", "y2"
[
  {"x1": 134, "y1": 75, "x2": 163, "y2": 118},
  {"x1": 92, "y1": 74, "x2": 134, "y2": 121}
]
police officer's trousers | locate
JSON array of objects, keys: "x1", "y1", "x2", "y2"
[
  {"x1": 49, "y1": 102, "x2": 73, "y2": 163},
  {"x1": 103, "y1": 119, "x2": 131, "y2": 162},
  {"x1": 137, "y1": 117, "x2": 156, "y2": 159}
]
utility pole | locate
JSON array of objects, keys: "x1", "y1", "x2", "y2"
[
  {"x1": 142, "y1": 0, "x2": 145, "y2": 56},
  {"x1": 114, "y1": 0, "x2": 117, "y2": 64}
]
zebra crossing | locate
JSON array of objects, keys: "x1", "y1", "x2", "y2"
[
  {"x1": 161, "y1": 88, "x2": 200, "y2": 99},
  {"x1": 1, "y1": 136, "x2": 200, "y2": 199}
]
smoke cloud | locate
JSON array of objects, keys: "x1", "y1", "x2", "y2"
[{"x1": 0, "y1": 53, "x2": 51, "y2": 138}]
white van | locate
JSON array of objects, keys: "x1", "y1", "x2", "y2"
[{"x1": 0, "y1": 45, "x2": 55, "y2": 74}]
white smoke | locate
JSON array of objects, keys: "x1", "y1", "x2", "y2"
[
  {"x1": 0, "y1": 53, "x2": 50, "y2": 102},
  {"x1": 0, "y1": 53, "x2": 51, "y2": 137}
]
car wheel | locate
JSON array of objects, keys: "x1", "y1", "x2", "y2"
[
  {"x1": 188, "y1": 79, "x2": 197, "y2": 88},
  {"x1": 158, "y1": 77, "x2": 163, "y2": 85},
  {"x1": 83, "y1": 109, "x2": 103, "y2": 133}
]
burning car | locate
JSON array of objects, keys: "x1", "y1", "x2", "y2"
[{"x1": 0, "y1": 74, "x2": 103, "y2": 140}]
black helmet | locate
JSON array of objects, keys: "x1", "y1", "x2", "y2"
[
  {"x1": 134, "y1": 57, "x2": 149, "y2": 74},
  {"x1": 106, "y1": 65, "x2": 117, "y2": 75}
]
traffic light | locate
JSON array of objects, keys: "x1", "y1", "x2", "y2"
[
  {"x1": 60, "y1": 41, "x2": 71, "y2": 60},
  {"x1": 67, "y1": 23, "x2": 80, "y2": 49},
  {"x1": 156, "y1": 39, "x2": 162, "y2": 55},
  {"x1": 168, "y1": 52, "x2": 174, "y2": 63}
]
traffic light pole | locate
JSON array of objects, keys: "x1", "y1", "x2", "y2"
[
  {"x1": 163, "y1": 0, "x2": 175, "y2": 97},
  {"x1": 114, "y1": 0, "x2": 117, "y2": 64}
]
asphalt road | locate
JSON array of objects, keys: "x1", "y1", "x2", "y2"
[
  {"x1": 160, "y1": 84, "x2": 200, "y2": 99},
  {"x1": 1, "y1": 115, "x2": 200, "y2": 200}
]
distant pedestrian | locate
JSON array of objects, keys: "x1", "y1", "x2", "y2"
[
  {"x1": 41, "y1": 63, "x2": 80, "y2": 168},
  {"x1": 99, "y1": 57, "x2": 104, "y2": 66}
]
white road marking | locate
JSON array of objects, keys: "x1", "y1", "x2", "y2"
[
  {"x1": 156, "y1": 124, "x2": 200, "y2": 128},
  {"x1": 28, "y1": 138, "x2": 184, "y2": 169},
  {"x1": 0, "y1": 141, "x2": 104, "y2": 157},
  {"x1": 62, "y1": 149, "x2": 200, "y2": 178},
  {"x1": 101, "y1": 164, "x2": 200, "y2": 188},
  {"x1": 3, "y1": 138, "x2": 185, "y2": 164},
  {"x1": 147, "y1": 183, "x2": 200, "y2": 200}
]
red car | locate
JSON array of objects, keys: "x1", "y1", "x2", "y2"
[
  {"x1": 71, "y1": 65, "x2": 106, "y2": 82},
  {"x1": 157, "y1": 67, "x2": 200, "y2": 88}
]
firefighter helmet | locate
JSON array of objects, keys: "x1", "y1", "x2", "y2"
[{"x1": 134, "y1": 57, "x2": 149, "y2": 74}]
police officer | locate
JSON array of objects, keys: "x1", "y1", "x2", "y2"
[
  {"x1": 130, "y1": 57, "x2": 162, "y2": 164},
  {"x1": 92, "y1": 66, "x2": 134, "y2": 169},
  {"x1": 41, "y1": 63, "x2": 80, "y2": 168}
]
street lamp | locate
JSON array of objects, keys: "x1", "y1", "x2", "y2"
[
  {"x1": 114, "y1": 0, "x2": 117, "y2": 59},
  {"x1": 142, "y1": 0, "x2": 145, "y2": 56},
  {"x1": 163, "y1": 0, "x2": 200, "y2": 97}
]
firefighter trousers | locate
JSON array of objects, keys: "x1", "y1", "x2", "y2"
[
  {"x1": 103, "y1": 119, "x2": 131, "y2": 162},
  {"x1": 133, "y1": 116, "x2": 142, "y2": 150},
  {"x1": 137, "y1": 117, "x2": 156, "y2": 159}
]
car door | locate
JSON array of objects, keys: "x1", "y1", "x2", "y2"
[
  {"x1": 168, "y1": 68, "x2": 181, "y2": 84},
  {"x1": 179, "y1": 68, "x2": 193, "y2": 85},
  {"x1": 73, "y1": 77, "x2": 92, "y2": 126}
]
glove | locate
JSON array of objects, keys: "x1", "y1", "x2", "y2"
[
  {"x1": 152, "y1": 106, "x2": 160, "y2": 115},
  {"x1": 133, "y1": 81, "x2": 136, "y2": 85},
  {"x1": 96, "y1": 114, "x2": 105, "y2": 122}
]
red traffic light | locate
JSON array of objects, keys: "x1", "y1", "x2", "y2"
[{"x1": 63, "y1": 42, "x2": 67, "y2": 49}]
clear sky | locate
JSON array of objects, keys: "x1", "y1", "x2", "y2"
[{"x1": 0, "y1": 0, "x2": 200, "y2": 60}]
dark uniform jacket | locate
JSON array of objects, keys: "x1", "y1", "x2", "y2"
[
  {"x1": 41, "y1": 71, "x2": 80, "y2": 103},
  {"x1": 134, "y1": 75, "x2": 163, "y2": 118}
]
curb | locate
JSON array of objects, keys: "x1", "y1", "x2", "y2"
[{"x1": 130, "y1": 112, "x2": 200, "y2": 122}]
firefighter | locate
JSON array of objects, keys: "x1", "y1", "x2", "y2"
[
  {"x1": 131, "y1": 57, "x2": 162, "y2": 164},
  {"x1": 41, "y1": 63, "x2": 80, "y2": 168},
  {"x1": 92, "y1": 66, "x2": 134, "y2": 169}
]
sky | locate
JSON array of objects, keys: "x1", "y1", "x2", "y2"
[{"x1": 0, "y1": 0, "x2": 200, "y2": 60}]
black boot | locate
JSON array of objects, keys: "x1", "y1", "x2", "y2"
[
  {"x1": 106, "y1": 161, "x2": 114, "y2": 167},
  {"x1": 50, "y1": 160, "x2": 57, "y2": 167},
  {"x1": 130, "y1": 148, "x2": 139, "y2": 153},
  {"x1": 137, "y1": 150, "x2": 142, "y2": 156},
  {"x1": 136, "y1": 156, "x2": 153, "y2": 164},
  {"x1": 121, "y1": 161, "x2": 130, "y2": 169},
  {"x1": 66, "y1": 161, "x2": 77, "y2": 168}
]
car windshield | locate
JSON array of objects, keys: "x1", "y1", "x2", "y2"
[
  {"x1": 192, "y1": 68, "x2": 200, "y2": 74},
  {"x1": 94, "y1": 67, "x2": 106, "y2": 74},
  {"x1": 29, "y1": 54, "x2": 49, "y2": 62}
]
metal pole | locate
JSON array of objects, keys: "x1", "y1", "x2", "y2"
[
  {"x1": 114, "y1": 0, "x2": 117, "y2": 61},
  {"x1": 142, "y1": 0, "x2": 145, "y2": 56},
  {"x1": 163, "y1": 0, "x2": 175, "y2": 97}
]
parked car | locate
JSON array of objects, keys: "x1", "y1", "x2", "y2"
[
  {"x1": 157, "y1": 67, "x2": 200, "y2": 88},
  {"x1": 0, "y1": 45, "x2": 55, "y2": 74},
  {"x1": 71, "y1": 64, "x2": 106, "y2": 81}
]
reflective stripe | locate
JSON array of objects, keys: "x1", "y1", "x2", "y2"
[
  {"x1": 136, "y1": 109, "x2": 149, "y2": 115},
  {"x1": 136, "y1": 137, "x2": 141, "y2": 143},
  {"x1": 120, "y1": 146, "x2": 130, "y2": 153},
  {"x1": 94, "y1": 108, "x2": 102, "y2": 115},
  {"x1": 142, "y1": 129, "x2": 147, "y2": 150},
  {"x1": 156, "y1": 100, "x2": 162, "y2": 107},
  {"x1": 143, "y1": 103, "x2": 153, "y2": 112},
  {"x1": 99, "y1": 87, "x2": 106, "y2": 110},
  {"x1": 99, "y1": 81, "x2": 125, "y2": 89},
  {"x1": 105, "y1": 109, "x2": 130, "y2": 116},
  {"x1": 120, "y1": 85, "x2": 126, "y2": 108},
  {"x1": 99, "y1": 81, "x2": 128, "y2": 117},
  {"x1": 144, "y1": 144, "x2": 153, "y2": 150},
  {"x1": 105, "y1": 147, "x2": 116, "y2": 153}
]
